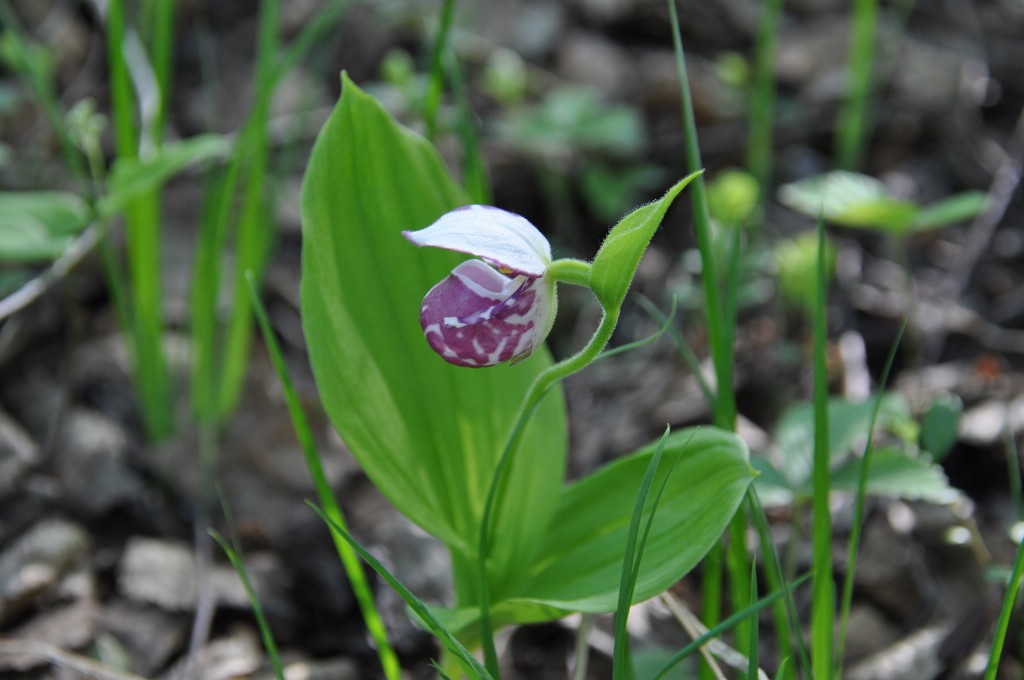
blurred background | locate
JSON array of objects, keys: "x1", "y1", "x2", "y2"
[{"x1": 0, "y1": 0, "x2": 1023, "y2": 678}]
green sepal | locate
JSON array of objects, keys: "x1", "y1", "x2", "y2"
[{"x1": 589, "y1": 172, "x2": 700, "y2": 311}]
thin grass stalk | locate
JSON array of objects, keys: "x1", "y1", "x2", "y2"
[
  {"x1": 984, "y1": 536, "x2": 1024, "y2": 680},
  {"x1": 834, "y1": 320, "x2": 907, "y2": 677},
  {"x1": 215, "y1": 0, "x2": 278, "y2": 417},
  {"x1": 311, "y1": 504, "x2": 492, "y2": 680},
  {"x1": 835, "y1": 0, "x2": 879, "y2": 170},
  {"x1": 747, "y1": 489, "x2": 808, "y2": 680},
  {"x1": 747, "y1": 561, "x2": 759, "y2": 680},
  {"x1": 106, "y1": 0, "x2": 173, "y2": 439},
  {"x1": 1004, "y1": 425, "x2": 1023, "y2": 521},
  {"x1": 247, "y1": 273, "x2": 401, "y2": 680},
  {"x1": 0, "y1": 5, "x2": 88, "y2": 183},
  {"x1": 424, "y1": 0, "x2": 457, "y2": 141},
  {"x1": 727, "y1": 512, "x2": 752, "y2": 660},
  {"x1": 987, "y1": 532, "x2": 1024, "y2": 675},
  {"x1": 272, "y1": 0, "x2": 351, "y2": 83},
  {"x1": 571, "y1": 615, "x2": 593, "y2": 680},
  {"x1": 655, "y1": 574, "x2": 812, "y2": 680},
  {"x1": 667, "y1": 0, "x2": 735, "y2": 430},
  {"x1": 210, "y1": 494, "x2": 287, "y2": 680},
  {"x1": 446, "y1": 51, "x2": 491, "y2": 204},
  {"x1": 636, "y1": 296, "x2": 715, "y2": 407},
  {"x1": 210, "y1": 531, "x2": 286, "y2": 680},
  {"x1": 146, "y1": 0, "x2": 174, "y2": 142},
  {"x1": 613, "y1": 428, "x2": 679, "y2": 679},
  {"x1": 746, "y1": 0, "x2": 783, "y2": 201},
  {"x1": 810, "y1": 217, "x2": 834, "y2": 679},
  {"x1": 191, "y1": 168, "x2": 237, "y2": 423},
  {"x1": 700, "y1": 541, "x2": 723, "y2": 680}
]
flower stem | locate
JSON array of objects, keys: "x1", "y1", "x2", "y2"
[
  {"x1": 476, "y1": 298, "x2": 619, "y2": 676},
  {"x1": 548, "y1": 258, "x2": 592, "y2": 288}
]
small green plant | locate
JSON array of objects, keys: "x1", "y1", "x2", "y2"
[
  {"x1": 779, "y1": 170, "x2": 987, "y2": 235},
  {"x1": 753, "y1": 394, "x2": 960, "y2": 507},
  {"x1": 300, "y1": 74, "x2": 756, "y2": 676}
]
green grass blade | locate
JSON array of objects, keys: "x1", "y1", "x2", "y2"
[
  {"x1": 0, "y1": 5, "x2": 88, "y2": 183},
  {"x1": 215, "y1": 0, "x2": 279, "y2": 417},
  {"x1": 595, "y1": 296, "x2": 676, "y2": 363},
  {"x1": 727, "y1": 510, "x2": 752, "y2": 661},
  {"x1": 985, "y1": 537, "x2": 1024, "y2": 680},
  {"x1": 835, "y1": 0, "x2": 879, "y2": 169},
  {"x1": 146, "y1": 0, "x2": 174, "y2": 142},
  {"x1": 613, "y1": 427, "x2": 674, "y2": 679},
  {"x1": 747, "y1": 561, "x2": 759, "y2": 680},
  {"x1": 105, "y1": 0, "x2": 172, "y2": 439},
  {"x1": 309, "y1": 502, "x2": 492, "y2": 680},
  {"x1": 699, "y1": 541, "x2": 723, "y2": 680},
  {"x1": 746, "y1": 0, "x2": 783, "y2": 200},
  {"x1": 210, "y1": 524, "x2": 286, "y2": 680},
  {"x1": 655, "y1": 574, "x2": 812, "y2": 680},
  {"x1": 247, "y1": 273, "x2": 401, "y2": 680},
  {"x1": 272, "y1": 1, "x2": 350, "y2": 84},
  {"x1": 835, "y1": 319, "x2": 907, "y2": 677},
  {"x1": 635, "y1": 295, "x2": 716, "y2": 414},
  {"x1": 747, "y1": 489, "x2": 811, "y2": 680},
  {"x1": 723, "y1": 229, "x2": 750, "y2": 660},
  {"x1": 810, "y1": 216, "x2": 835, "y2": 678},
  {"x1": 446, "y1": 52, "x2": 491, "y2": 204},
  {"x1": 424, "y1": 0, "x2": 457, "y2": 141},
  {"x1": 667, "y1": 0, "x2": 734, "y2": 431}
]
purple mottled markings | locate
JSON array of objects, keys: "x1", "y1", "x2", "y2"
[{"x1": 419, "y1": 260, "x2": 542, "y2": 368}]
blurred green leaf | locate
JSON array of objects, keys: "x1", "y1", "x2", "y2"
[
  {"x1": 831, "y1": 448, "x2": 959, "y2": 503},
  {"x1": 774, "y1": 231, "x2": 835, "y2": 315},
  {"x1": 101, "y1": 134, "x2": 231, "y2": 216},
  {"x1": 580, "y1": 162, "x2": 666, "y2": 222},
  {"x1": 910, "y1": 191, "x2": 987, "y2": 232},
  {"x1": 301, "y1": 74, "x2": 567, "y2": 600},
  {"x1": 707, "y1": 168, "x2": 759, "y2": 227},
  {"x1": 778, "y1": 171, "x2": 918, "y2": 233},
  {"x1": 774, "y1": 394, "x2": 911, "y2": 493},
  {"x1": 0, "y1": 191, "x2": 89, "y2": 261},
  {"x1": 920, "y1": 393, "x2": 963, "y2": 460},
  {"x1": 591, "y1": 173, "x2": 698, "y2": 312},
  {"x1": 499, "y1": 85, "x2": 644, "y2": 158}
]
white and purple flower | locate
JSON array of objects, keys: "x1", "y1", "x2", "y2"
[{"x1": 403, "y1": 205, "x2": 557, "y2": 368}]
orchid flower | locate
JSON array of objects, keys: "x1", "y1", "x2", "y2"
[{"x1": 403, "y1": 205, "x2": 558, "y2": 368}]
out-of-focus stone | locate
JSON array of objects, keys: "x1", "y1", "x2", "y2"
[
  {"x1": 556, "y1": 31, "x2": 636, "y2": 98},
  {"x1": 119, "y1": 538, "x2": 197, "y2": 611},
  {"x1": 98, "y1": 600, "x2": 189, "y2": 677},
  {"x1": 119, "y1": 537, "x2": 291, "y2": 615},
  {"x1": 0, "y1": 598, "x2": 98, "y2": 672},
  {"x1": 54, "y1": 408, "x2": 146, "y2": 517},
  {"x1": 0, "y1": 408, "x2": 38, "y2": 500},
  {"x1": 160, "y1": 627, "x2": 263, "y2": 680},
  {"x1": 846, "y1": 623, "x2": 951, "y2": 680},
  {"x1": 477, "y1": 0, "x2": 567, "y2": 61},
  {"x1": 0, "y1": 518, "x2": 89, "y2": 625}
]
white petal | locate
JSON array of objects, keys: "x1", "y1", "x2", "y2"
[{"x1": 403, "y1": 205, "x2": 551, "y2": 277}]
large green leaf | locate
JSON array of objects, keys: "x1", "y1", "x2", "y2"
[
  {"x1": 0, "y1": 191, "x2": 88, "y2": 261},
  {"x1": 300, "y1": 74, "x2": 567, "y2": 601},
  {"x1": 517, "y1": 427, "x2": 752, "y2": 611},
  {"x1": 435, "y1": 427, "x2": 753, "y2": 637}
]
